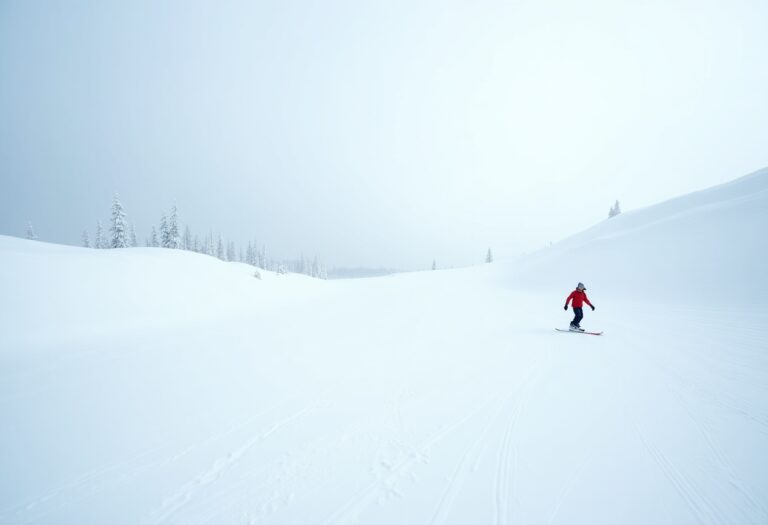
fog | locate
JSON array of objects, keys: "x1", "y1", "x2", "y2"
[{"x1": 1, "y1": 0, "x2": 766, "y2": 268}]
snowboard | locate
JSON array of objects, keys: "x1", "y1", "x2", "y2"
[{"x1": 555, "y1": 328, "x2": 603, "y2": 336}]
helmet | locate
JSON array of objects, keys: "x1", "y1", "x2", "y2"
[{"x1": 577, "y1": 282, "x2": 586, "y2": 290}]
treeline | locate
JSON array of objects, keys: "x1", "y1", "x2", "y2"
[{"x1": 77, "y1": 194, "x2": 327, "y2": 278}]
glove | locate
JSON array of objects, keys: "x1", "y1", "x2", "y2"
[
  {"x1": 590, "y1": 305, "x2": 595, "y2": 311},
  {"x1": 563, "y1": 305, "x2": 568, "y2": 311}
]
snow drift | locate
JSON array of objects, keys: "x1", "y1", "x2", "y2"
[
  {"x1": 0, "y1": 169, "x2": 767, "y2": 525},
  {"x1": 0, "y1": 238, "x2": 326, "y2": 350},
  {"x1": 502, "y1": 167, "x2": 768, "y2": 305}
]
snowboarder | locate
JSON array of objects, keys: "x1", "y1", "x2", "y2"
[{"x1": 564, "y1": 282, "x2": 595, "y2": 332}]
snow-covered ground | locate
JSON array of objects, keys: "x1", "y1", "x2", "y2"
[{"x1": 1, "y1": 169, "x2": 767, "y2": 525}]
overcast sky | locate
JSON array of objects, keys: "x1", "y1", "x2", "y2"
[{"x1": 1, "y1": 0, "x2": 767, "y2": 268}]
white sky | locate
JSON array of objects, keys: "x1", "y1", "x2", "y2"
[{"x1": 1, "y1": 0, "x2": 767, "y2": 268}]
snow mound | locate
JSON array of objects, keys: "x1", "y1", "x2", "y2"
[
  {"x1": 503, "y1": 167, "x2": 768, "y2": 305},
  {"x1": 0, "y1": 237, "x2": 326, "y2": 350}
]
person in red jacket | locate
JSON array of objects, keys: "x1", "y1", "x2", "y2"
[{"x1": 564, "y1": 282, "x2": 595, "y2": 331}]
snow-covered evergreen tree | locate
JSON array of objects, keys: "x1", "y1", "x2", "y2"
[
  {"x1": 216, "y1": 234, "x2": 225, "y2": 260},
  {"x1": 258, "y1": 245, "x2": 267, "y2": 269},
  {"x1": 150, "y1": 226, "x2": 159, "y2": 247},
  {"x1": 25, "y1": 221, "x2": 37, "y2": 240},
  {"x1": 246, "y1": 242, "x2": 254, "y2": 265},
  {"x1": 129, "y1": 223, "x2": 138, "y2": 247},
  {"x1": 312, "y1": 256, "x2": 320, "y2": 278},
  {"x1": 182, "y1": 226, "x2": 192, "y2": 251},
  {"x1": 159, "y1": 214, "x2": 170, "y2": 248},
  {"x1": 82, "y1": 230, "x2": 90, "y2": 248},
  {"x1": 95, "y1": 221, "x2": 105, "y2": 249},
  {"x1": 109, "y1": 194, "x2": 128, "y2": 248},
  {"x1": 192, "y1": 235, "x2": 200, "y2": 253},
  {"x1": 486, "y1": 248, "x2": 493, "y2": 263},
  {"x1": 432, "y1": 259, "x2": 437, "y2": 271},
  {"x1": 609, "y1": 200, "x2": 622, "y2": 218},
  {"x1": 226, "y1": 241, "x2": 235, "y2": 262},
  {"x1": 168, "y1": 204, "x2": 180, "y2": 249}
]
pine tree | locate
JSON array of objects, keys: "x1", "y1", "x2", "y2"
[
  {"x1": 95, "y1": 221, "x2": 105, "y2": 249},
  {"x1": 182, "y1": 225, "x2": 192, "y2": 251},
  {"x1": 160, "y1": 214, "x2": 170, "y2": 248},
  {"x1": 258, "y1": 245, "x2": 267, "y2": 269},
  {"x1": 216, "y1": 234, "x2": 225, "y2": 260},
  {"x1": 150, "y1": 226, "x2": 159, "y2": 247},
  {"x1": 246, "y1": 242, "x2": 254, "y2": 265},
  {"x1": 129, "y1": 223, "x2": 138, "y2": 247},
  {"x1": 109, "y1": 194, "x2": 128, "y2": 248},
  {"x1": 226, "y1": 241, "x2": 235, "y2": 262},
  {"x1": 25, "y1": 221, "x2": 37, "y2": 240},
  {"x1": 486, "y1": 248, "x2": 493, "y2": 263},
  {"x1": 312, "y1": 256, "x2": 320, "y2": 278},
  {"x1": 168, "y1": 204, "x2": 179, "y2": 249},
  {"x1": 193, "y1": 235, "x2": 200, "y2": 252},
  {"x1": 82, "y1": 230, "x2": 90, "y2": 248},
  {"x1": 432, "y1": 259, "x2": 437, "y2": 271},
  {"x1": 608, "y1": 200, "x2": 622, "y2": 218}
]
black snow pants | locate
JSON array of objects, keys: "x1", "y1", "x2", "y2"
[{"x1": 571, "y1": 307, "x2": 584, "y2": 327}]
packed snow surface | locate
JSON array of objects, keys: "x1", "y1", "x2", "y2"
[{"x1": 1, "y1": 169, "x2": 767, "y2": 524}]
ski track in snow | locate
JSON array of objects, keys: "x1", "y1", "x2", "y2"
[
  {"x1": 0, "y1": 398, "x2": 297, "y2": 525},
  {"x1": 426, "y1": 360, "x2": 546, "y2": 525},
  {"x1": 546, "y1": 451, "x2": 596, "y2": 525},
  {"x1": 491, "y1": 361, "x2": 545, "y2": 525},
  {"x1": 613, "y1": 314, "x2": 768, "y2": 525},
  {"x1": 1, "y1": 444, "x2": 167, "y2": 524},
  {"x1": 635, "y1": 424, "x2": 728, "y2": 525},
  {"x1": 144, "y1": 402, "x2": 320, "y2": 525},
  {"x1": 425, "y1": 402, "x2": 499, "y2": 525},
  {"x1": 661, "y1": 369, "x2": 768, "y2": 522},
  {"x1": 319, "y1": 386, "x2": 516, "y2": 525}
]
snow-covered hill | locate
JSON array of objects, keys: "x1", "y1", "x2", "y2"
[
  {"x1": 0, "y1": 238, "x2": 327, "y2": 350},
  {"x1": 1, "y1": 170, "x2": 767, "y2": 525},
  {"x1": 501, "y1": 167, "x2": 768, "y2": 304}
]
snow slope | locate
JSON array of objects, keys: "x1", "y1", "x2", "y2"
[
  {"x1": 1, "y1": 170, "x2": 767, "y2": 525},
  {"x1": 503, "y1": 167, "x2": 768, "y2": 304}
]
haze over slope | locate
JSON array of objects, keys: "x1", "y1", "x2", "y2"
[
  {"x1": 0, "y1": 169, "x2": 766, "y2": 525},
  {"x1": 504, "y1": 167, "x2": 768, "y2": 304}
]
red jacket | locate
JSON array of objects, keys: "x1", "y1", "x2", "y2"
[{"x1": 565, "y1": 290, "x2": 593, "y2": 308}]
